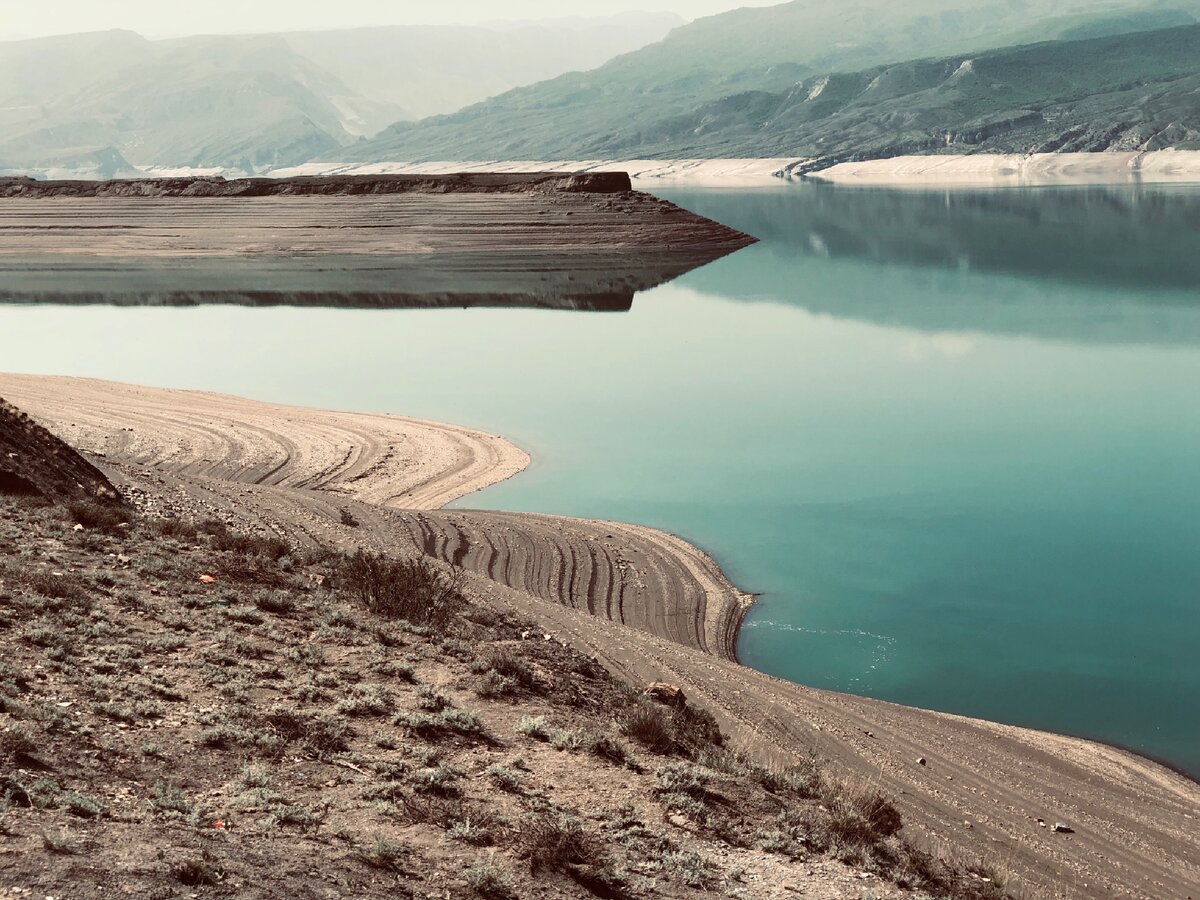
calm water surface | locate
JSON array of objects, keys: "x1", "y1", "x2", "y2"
[{"x1": 4, "y1": 183, "x2": 1198, "y2": 775}]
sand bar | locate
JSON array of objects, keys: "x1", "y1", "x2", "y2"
[{"x1": 1, "y1": 373, "x2": 1196, "y2": 898}]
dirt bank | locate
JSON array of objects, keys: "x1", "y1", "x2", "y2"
[
  {"x1": 1, "y1": 373, "x2": 1196, "y2": 899},
  {"x1": 0, "y1": 177, "x2": 754, "y2": 307}
]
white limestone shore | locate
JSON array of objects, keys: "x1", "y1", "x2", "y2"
[
  {"x1": 266, "y1": 158, "x2": 800, "y2": 185},
  {"x1": 805, "y1": 151, "x2": 1200, "y2": 186},
  {"x1": 268, "y1": 152, "x2": 1200, "y2": 188}
]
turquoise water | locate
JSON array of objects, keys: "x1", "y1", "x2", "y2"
[{"x1": 3, "y1": 183, "x2": 1198, "y2": 776}]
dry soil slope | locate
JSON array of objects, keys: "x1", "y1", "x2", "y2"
[{"x1": 0, "y1": 373, "x2": 1196, "y2": 899}]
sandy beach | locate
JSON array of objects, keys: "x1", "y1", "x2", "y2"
[{"x1": 1, "y1": 372, "x2": 1196, "y2": 899}]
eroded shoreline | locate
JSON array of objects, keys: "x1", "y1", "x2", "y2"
[{"x1": 1, "y1": 373, "x2": 1197, "y2": 898}]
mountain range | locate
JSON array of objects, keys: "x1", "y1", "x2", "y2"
[
  {"x1": 5, "y1": 1, "x2": 1200, "y2": 177},
  {"x1": 343, "y1": 0, "x2": 1200, "y2": 164},
  {"x1": 0, "y1": 14, "x2": 681, "y2": 178}
]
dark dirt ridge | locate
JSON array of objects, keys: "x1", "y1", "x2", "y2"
[
  {"x1": 0, "y1": 399, "x2": 121, "y2": 504},
  {"x1": 0, "y1": 172, "x2": 635, "y2": 199},
  {"x1": 0, "y1": 290, "x2": 638, "y2": 313}
]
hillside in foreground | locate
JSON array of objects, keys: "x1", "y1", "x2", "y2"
[
  {"x1": 0, "y1": 462, "x2": 1008, "y2": 897},
  {"x1": 2, "y1": 373, "x2": 1196, "y2": 899}
]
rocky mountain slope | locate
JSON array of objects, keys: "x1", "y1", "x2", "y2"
[{"x1": 342, "y1": 3, "x2": 1200, "y2": 164}]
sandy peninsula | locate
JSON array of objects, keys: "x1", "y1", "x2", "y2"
[{"x1": 1, "y1": 372, "x2": 1196, "y2": 899}]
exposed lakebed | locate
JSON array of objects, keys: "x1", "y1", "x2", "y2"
[{"x1": 3, "y1": 181, "x2": 1198, "y2": 776}]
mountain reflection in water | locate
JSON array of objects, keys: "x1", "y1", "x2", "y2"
[{"x1": 659, "y1": 183, "x2": 1200, "y2": 346}]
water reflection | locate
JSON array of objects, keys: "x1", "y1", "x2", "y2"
[
  {"x1": 0, "y1": 248, "x2": 742, "y2": 312},
  {"x1": 660, "y1": 184, "x2": 1200, "y2": 345}
]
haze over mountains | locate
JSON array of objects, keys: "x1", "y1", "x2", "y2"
[
  {"x1": 0, "y1": 14, "x2": 681, "y2": 177},
  {"x1": 6, "y1": 0, "x2": 1200, "y2": 177}
]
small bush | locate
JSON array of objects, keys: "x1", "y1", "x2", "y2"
[
  {"x1": 408, "y1": 765, "x2": 462, "y2": 797},
  {"x1": 63, "y1": 791, "x2": 104, "y2": 819},
  {"x1": 448, "y1": 818, "x2": 492, "y2": 846},
  {"x1": 338, "y1": 551, "x2": 465, "y2": 628},
  {"x1": 662, "y1": 849, "x2": 720, "y2": 889},
  {"x1": 41, "y1": 828, "x2": 77, "y2": 854},
  {"x1": 622, "y1": 701, "x2": 722, "y2": 756},
  {"x1": 484, "y1": 764, "x2": 524, "y2": 794},
  {"x1": 263, "y1": 710, "x2": 351, "y2": 758},
  {"x1": 416, "y1": 683, "x2": 452, "y2": 712},
  {"x1": 358, "y1": 835, "x2": 403, "y2": 870},
  {"x1": 204, "y1": 522, "x2": 290, "y2": 560},
  {"x1": 336, "y1": 683, "x2": 394, "y2": 717},
  {"x1": 67, "y1": 500, "x2": 127, "y2": 535},
  {"x1": 825, "y1": 784, "x2": 904, "y2": 850},
  {"x1": 469, "y1": 648, "x2": 537, "y2": 698},
  {"x1": 622, "y1": 704, "x2": 676, "y2": 754},
  {"x1": 150, "y1": 782, "x2": 193, "y2": 817},
  {"x1": 465, "y1": 854, "x2": 513, "y2": 898},
  {"x1": 396, "y1": 709, "x2": 486, "y2": 743},
  {"x1": 516, "y1": 716, "x2": 550, "y2": 740},
  {"x1": 152, "y1": 519, "x2": 200, "y2": 541},
  {"x1": 253, "y1": 590, "x2": 296, "y2": 614},
  {"x1": 173, "y1": 857, "x2": 223, "y2": 886},
  {"x1": 517, "y1": 811, "x2": 605, "y2": 874},
  {"x1": 0, "y1": 726, "x2": 38, "y2": 764}
]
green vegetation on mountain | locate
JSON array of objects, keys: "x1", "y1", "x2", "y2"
[{"x1": 346, "y1": 1, "x2": 1200, "y2": 163}]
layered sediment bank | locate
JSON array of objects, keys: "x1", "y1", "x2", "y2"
[
  {"x1": 0, "y1": 173, "x2": 755, "y2": 308},
  {"x1": 1, "y1": 373, "x2": 1197, "y2": 899}
]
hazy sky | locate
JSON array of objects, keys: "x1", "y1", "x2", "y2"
[{"x1": 0, "y1": 1, "x2": 784, "y2": 41}]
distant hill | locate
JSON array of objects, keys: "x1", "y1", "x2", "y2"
[
  {"x1": 0, "y1": 15, "x2": 680, "y2": 177},
  {"x1": 281, "y1": 14, "x2": 683, "y2": 123},
  {"x1": 342, "y1": 0, "x2": 1200, "y2": 162}
]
